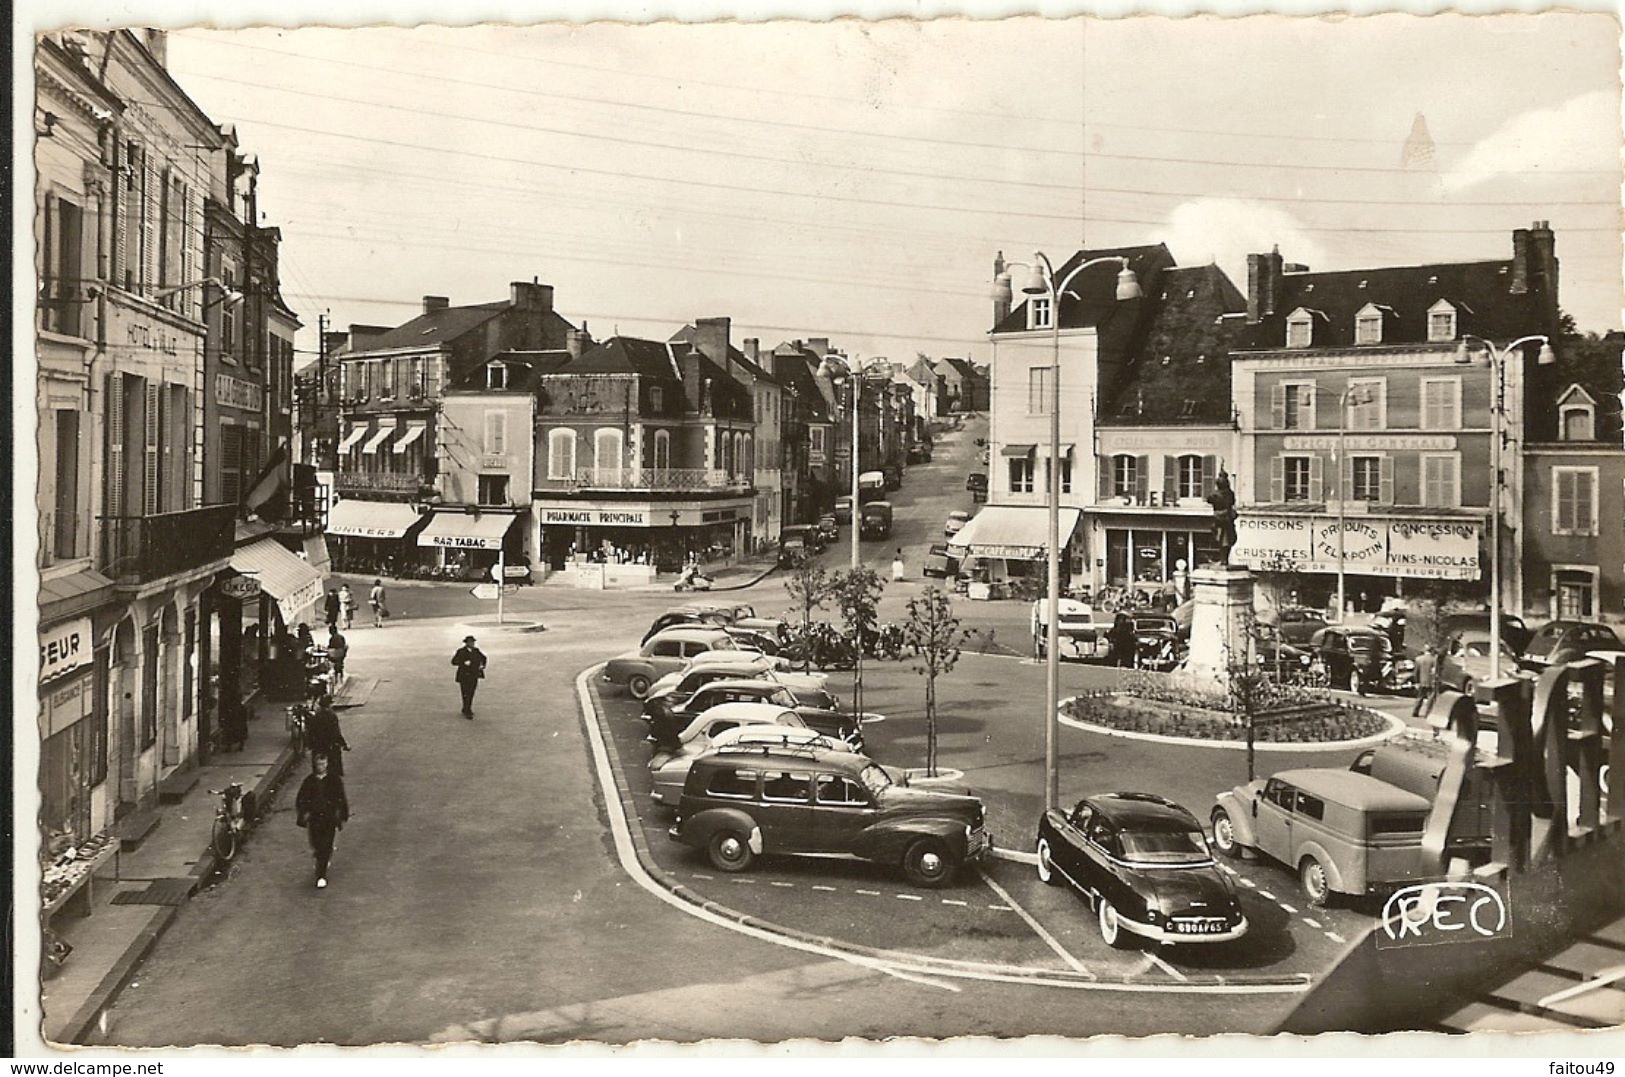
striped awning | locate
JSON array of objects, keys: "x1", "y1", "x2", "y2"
[
  {"x1": 392, "y1": 424, "x2": 426, "y2": 453},
  {"x1": 230, "y1": 538, "x2": 324, "y2": 626},
  {"x1": 361, "y1": 426, "x2": 395, "y2": 454},
  {"x1": 947, "y1": 505, "x2": 1081, "y2": 561},
  {"x1": 336, "y1": 427, "x2": 367, "y2": 454}
]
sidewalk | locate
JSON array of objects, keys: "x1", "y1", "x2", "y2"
[{"x1": 38, "y1": 699, "x2": 300, "y2": 1045}]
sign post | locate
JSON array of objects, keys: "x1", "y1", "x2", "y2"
[{"x1": 497, "y1": 548, "x2": 506, "y2": 625}]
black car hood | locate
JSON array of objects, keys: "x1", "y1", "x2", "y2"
[
  {"x1": 1118, "y1": 861, "x2": 1237, "y2": 912},
  {"x1": 876, "y1": 784, "x2": 981, "y2": 816}
]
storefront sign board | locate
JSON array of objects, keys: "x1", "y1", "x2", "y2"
[
  {"x1": 1234, "y1": 516, "x2": 1481, "y2": 580},
  {"x1": 40, "y1": 670, "x2": 92, "y2": 739},
  {"x1": 40, "y1": 617, "x2": 93, "y2": 685}
]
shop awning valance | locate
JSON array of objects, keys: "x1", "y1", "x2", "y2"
[
  {"x1": 361, "y1": 426, "x2": 396, "y2": 454},
  {"x1": 392, "y1": 424, "x2": 426, "y2": 453},
  {"x1": 947, "y1": 505, "x2": 1081, "y2": 561},
  {"x1": 337, "y1": 427, "x2": 368, "y2": 454},
  {"x1": 230, "y1": 537, "x2": 325, "y2": 626},
  {"x1": 417, "y1": 511, "x2": 520, "y2": 551},
  {"x1": 1001, "y1": 443, "x2": 1036, "y2": 457},
  {"x1": 326, "y1": 500, "x2": 423, "y2": 539}
]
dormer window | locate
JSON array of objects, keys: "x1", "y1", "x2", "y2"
[
  {"x1": 1557, "y1": 385, "x2": 1598, "y2": 442},
  {"x1": 1355, "y1": 303, "x2": 1384, "y2": 345},
  {"x1": 487, "y1": 362, "x2": 508, "y2": 390},
  {"x1": 1285, "y1": 308, "x2": 1314, "y2": 349},
  {"x1": 1029, "y1": 295, "x2": 1053, "y2": 330},
  {"x1": 1427, "y1": 300, "x2": 1457, "y2": 342},
  {"x1": 650, "y1": 385, "x2": 664, "y2": 411}
]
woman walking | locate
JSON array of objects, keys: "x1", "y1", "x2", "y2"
[
  {"x1": 296, "y1": 751, "x2": 349, "y2": 889},
  {"x1": 369, "y1": 579, "x2": 388, "y2": 628},
  {"x1": 339, "y1": 584, "x2": 357, "y2": 630}
]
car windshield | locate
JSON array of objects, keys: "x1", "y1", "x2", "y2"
[
  {"x1": 858, "y1": 764, "x2": 893, "y2": 795},
  {"x1": 1119, "y1": 829, "x2": 1212, "y2": 864},
  {"x1": 1348, "y1": 635, "x2": 1390, "y2": 654},
  {"x1": 1526, "y1": 629, "x2": 1562, "y2": 657}
]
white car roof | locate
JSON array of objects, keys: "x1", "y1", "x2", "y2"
[
  {"x1": 680, "y1": 703, "x2": 805, "y2": 741},
  {"x1": 709, "y1": 726, "x2": 834, "y2": 751},
  {"x1": 692, "y1": 678, "x2": 787, "y2": 695},
  {"x1": 648, "y1": 625, "x2": 734, "y2": 644}
]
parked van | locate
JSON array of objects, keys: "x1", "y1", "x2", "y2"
[
  {"x1": 858, "y1": 471, "x2": 886, "y2": 503},
  {"x1": 1350, "y1": 733, "x2": 1491, "y2": 863},
  {"x1": 1210, "y1": 768, "x2": 1431, "y2": 906},
  {"x1": 860, "y1": 500, "x2": 893, "y2": 540}
]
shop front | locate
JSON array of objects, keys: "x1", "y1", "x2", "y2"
[
  {"x1": 946, "y1": 505, "x2": 1081, "y2": 599},
  {"x1": 417, "y1": 509, "x2": 525, "y2": 581},
  {"x1": 534, "y1": 497, "x2": 755, "y2": 587},
  {"x1": 38, "y1": 613, "x2": 109, "y2": 850},
  {"x1": 207, "y1": 536, "x2": 328, "y2": 730},
  {"x1": 1083, "y1": 508, "x2": 1223, "y2": 603},
  {"x1": 325, "y1": 499, "x2": 427, "y2": 575}
]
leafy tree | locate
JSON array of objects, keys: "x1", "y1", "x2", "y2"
[
  {"x1": 903, "y1": 588, "x2": 970, "y2": 777},
  {"x1": 783, "y1": 553, "x2": 836, "y2": 673},
  {"x1": 831, "y1": 567, "x2": 885, "y2": 715}
]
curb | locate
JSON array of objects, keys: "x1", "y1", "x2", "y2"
[
  {"x1": 575, "y1": 663, "x2": 1311, "y2": 994},
  {"x1": 457, "y1": 619, "x2": 548, "y2": 635},
  {"x1": 62, "y1": 740, "x2": 299, "y2": 1045},
  {"x1": 1058, "y1": 697, "x2": 1408, "y2": 753}
]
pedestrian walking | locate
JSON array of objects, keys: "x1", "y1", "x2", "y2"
[
  {"x1": 324, "y1": 589, "x2": 341, "y2": 631},
  {"x1": 1110, "y1": 611, "x2": 1137, "y2": 669},
  {"x1": 295, "y1": 752, "x2": 349, "y2": 889},
  {"x1": 369, "y1": 579, "x2": 387, "y2": 628},
  {"x1": 451, "y1": 635, "x2": 487, "y2": 718},
  {"x1": 891, "y1": 547, "x2": 906, "y2": 582},
  {"x1": 1412, "y1": 650, "x2": 1438, "y2": 719},
  {"x1": 306, "y1": 693, "x2": 349, "y2": 778},
  {"x1": 339, "y1": 584, "x2": 357, "y2": 630},
  {"x1": 326, "y1": 626, "x2": 349, "y2": 683}
]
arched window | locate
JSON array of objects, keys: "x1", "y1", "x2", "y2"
[
  {"x1": 743, "y1": 433, "x2": 753, "y2": 475},
  {"x1": 719, "y1": 430, "x2": 732, "y2": 474},
  {"x1": 653, "y1": 429, "x2": 671, "y2": 472},
  {"x1": 547, "y1": 429, "x2": 575, "y2": 480},
  {"x1": 595, "y1": 428, "x2": 624, "y2": 484}
]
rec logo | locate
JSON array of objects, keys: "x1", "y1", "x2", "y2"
[{"x1": 1375, "y1": 879, "x2": 1511, "y2": 949}]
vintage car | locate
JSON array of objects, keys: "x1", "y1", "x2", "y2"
[
  {"x1": 966, "y1": 472, "x2": 988, "y2": 495},
  {"x1": 944, "y1": 510, "x2": 971, "y2": 538},
  {"x1": 670, "y1": 745, "x2": 992, "y2": 887},
  {"x1": 1211, "y1": 768, "x2": 1432, "y2": 906},
  {"x1": 1308, "y1": 626, "x2": 1416, "y2": 695},
  {"x1": 649, "y1": 725, "x2": 843, "y2": 807},
  {"x1": 1521, "y1": 621, "x2": 1625, "y2": 673},
  {"x1": 603, "y1": 626, "x2": 738, "y2": 699},
  {"x1": 858, "y1": 471, "x2": 887, "y2": 503},
  {"x1": 922, "y1": 543, "x2": 960, "y2": 579},
  {"x1": 643, "y1": 653, "x2": 803, "y2": 707},
  {"x1": 1266, "y1": 606, "x2": 1329, "y2": 646},
  {"x1": 1437, "y1": 630, "x2": 1525, "y2": 697},
  {"x1": 1132, "y1": 614, "x2": 1181, "y2": 671},
  {"x1": 1032, "y1": 598, "x2": 1114, "y2": 662},
  {"x1": 647, "y1": 679, "x2": 802, "y2": 750},
  {"x1": 834, "y1": 495, "x2": 854, "y2": 524},
  {"x1": 860, "y1": 501, "x2": 894, "y2": 540},
  {"x1": 817, "y1": 515, "x2": 840, "y2": 544},
  {"x1": 641, "y1": 604, "x2": 783, "y2": 644},
  {"x1": 1036, "y1": 793, "x2": 1247, "y2": 948}
]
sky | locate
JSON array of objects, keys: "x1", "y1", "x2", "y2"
[{"x1": 28, "y1": 5, "x2": 1625, "y2": 367}]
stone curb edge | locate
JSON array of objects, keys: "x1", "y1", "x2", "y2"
[
  {"x1": 61, "y1": 740, "x2": 299, "y2": 1046},
  {"x1": 1058, "y1": 698, "x2": 1408, "y2": 753},
  {"x1": 576, "y1": 662, "x2": 1312, "y2": 993}
]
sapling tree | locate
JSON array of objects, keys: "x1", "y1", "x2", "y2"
[
  {"x1": 903, "y1": 587, "x2": 970, "y2": 777},
  {"x1": 831, "y1": 567, "x2": 885, "y2": 716},
  {"x1": 783, "y1": 553, "x2": 836, "y2": 673}
]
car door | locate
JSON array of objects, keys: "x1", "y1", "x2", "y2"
[
  {"x1": 1049, "y1": 802, "x2": 1093, "y2": 882},
  {"x1": 1251, "y1": 779, "x2": 1295, "y2": 865},
  {"x1": 1073, "y1": 812, "x2": 1120, "y2": 902},
  {"x1": 756, "y1": 769, "x2": 815, "y2": 851},
  {"x1": 810, "y1": 773, "x2": 873, "y2": 853}
]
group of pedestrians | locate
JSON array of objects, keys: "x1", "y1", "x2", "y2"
[{"x1": 324, "y1": 580, "x2": 391, "y2": 633}]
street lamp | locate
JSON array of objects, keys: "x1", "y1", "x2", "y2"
[
  {"x1": 1335, "y1": 382, "x2": 1378, "y2": 623},
  {"x1": 1454, "y1": 333, "x2": 1555, "y2": 683},
  {"x1": 151, "y1": 277, "x2": 245, "y2": 308},
  {"x1": 818, "y1": 355, "x2": 862, "y2": 571},
  {"x1": 992, "y1": 252, "x2": 1142, "y2": 812}
]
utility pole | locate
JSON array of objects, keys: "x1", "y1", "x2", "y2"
[{"x1": 316, "y1": 311, "x2": 328, "y2": 468}]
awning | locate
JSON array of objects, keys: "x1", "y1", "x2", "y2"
[
  {"x1": 302, "y1": 533, "x2": 332, "y2": 576},
  {"x1": 1001, "y1": 443, "x2": 1036, "y2": 457},
  {"x1": 336, "y1": 427, "x2": 367, "y2": 454},
  {"x1": 417, "y1": 511, "x2": 520, "y2": 551},
  {"x1": 361, "y1": 426, "x2": 395, "y2": 454},
  {"x1": 230, "y1": 537, "x2": 325, "y2": 626},
  {"x1": 392, "y1": 424, "x2": 426, "y2": 453},
  {"x1": 326, "y1": 500, "x2": 423, "y2": 539},
  {"x1": 947, "y1": 505, "x2": 1081, "y2": 561}
]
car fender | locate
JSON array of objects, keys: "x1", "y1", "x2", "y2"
[
  {"x1": 1213, "y1": 790, "x2": 1259, "y2": 848},
  {"x1": 1295, "y1": 839, "x2": 1346, "y2": 894},
  {"x1": 682, "y1": 807, "x2": 765, "y2": 852},
  {"x1": 854, "y1": 816, "x2": 970, "y2": 863}
]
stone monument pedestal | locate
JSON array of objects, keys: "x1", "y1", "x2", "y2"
[{"x1": 1174, "y1": 565, "x2": 1256, "y2": 694}]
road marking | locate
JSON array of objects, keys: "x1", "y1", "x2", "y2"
[
  {"x1": 856, "y1": 888, "x2": 882, "y2": 896},
  {"x1": 1537, "y1": 965, "x2": 1625, "y2": 1008},
  {"x1": 941, "y1": 899, "x2": 968, "y2": 907},
  {"x1": 1146, "y1": 951, "x2": 1189, "y2": 983},
  {"x1": 1302, "y1": 918, "x2": 1322, "y2": 929},
  {"x1": 692, "y1": 874, "x2": 714, "y2": 880},
  {"x1": 770, "y1": 881, "x2": 795, "y2": 888},
  {"x1": 1258, "y1": 891, "x2": 1276, "y2": 901},
  {"x1": 1218, "y1": 864, "x2": 1238, "y2": 876},
  {"x1": 811, "y1": 885, "x2": 837, "y2": 892},
  {"x1": 976, "y1": 866, "x2": 1093, "y2": 979},
  {"x1": 897, "y1": 893, "x2": 923, "y2": 902},
  {"x1": 1278, "y1": 903, "x2": 1297, "y2": 914},
  {"x1": 863, "y1": 959, "x2": 962, "y2": 993},
  {"x1": 1324, "y1": 931, "x2": 1346, "y2": 944},
  {"x1": 988, "y1": 904, "x2": 1012, "y2": 911},
  {"x1": 1238, "y1": 877, "x2": 1256, "y2": 888}
]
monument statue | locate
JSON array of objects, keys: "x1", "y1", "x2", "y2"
[{"x1": 1206, "y1": 469, "x2": 1238, "y2": 566}]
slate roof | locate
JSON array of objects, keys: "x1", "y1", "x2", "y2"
[
  {"x1": 1098, "y1": 264, "x2": 1248, "y2": 427},
  {"x1": 669, "y1": 324, "x2": 780, "y2": 385},
  {"x1": 993, "y1": 244, "x2": 1176, "y2": 335},
  {"x1": 447, "y1": 350, "x2": 573, "y2": 393},
  {"x1": 1237, "y1": 259, "x2": 1549, "y2": 351},
  {"x1": 355, "y1": 302, "x2": 509, "y2": 352},
  {"x1": 568, "y1": 336, "x2": 684, "y2": 380},
  {"x1": 771, "y1": 349, "x2": 834, "y2": 422}
]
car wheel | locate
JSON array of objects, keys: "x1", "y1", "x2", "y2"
[
  {"x1": 1461, "y1": 677, "x2": 1475, "y2": 700},
  {"x1": 902, "y1": 837, "x2": 957, "y2": 888},
  {"x1": 1098, "y1": 898, "x2": 1132, "y2": 949},
  {"x1": 707, "y1": 828, "x2": 755, "y2": 873},
  {"x1": 627, "y1": 674, "x2": 652, "y2": 700},
  {"x1": 1210, "y1": 809, "x2": 1242, "y2": 858},
  {"x1": 1300, "y1": 857, "x2": 1332, "y2": 908},
  {"x1": 1036, "y1": 838, "x2": 1063, "y2": 886}
]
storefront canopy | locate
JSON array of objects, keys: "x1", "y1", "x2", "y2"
[
  {"x1": 336, "y1": 427, "x2": 368, "y2": 454},
  {"x1": 1001, "y1": 444, "x2": 1036, "y2": 457},
  {"x1": 417, "y1": 511, "x2": 520, "y2": 551},
  {"x1": 231, "y1": 537, "x2": 325, "y2": 626},
  {"x1": 392, "y1": 424, "x2": 426, "y2": 453},
  {"x1": 361, "y1": 426, "x2": 395, "y2": 454},
  {"x1": 326, "y1": 499, "x2": 423, "y2": 539},
  {"x1": 948, "y1": 505, "x2": 1081, "y2": 561}
]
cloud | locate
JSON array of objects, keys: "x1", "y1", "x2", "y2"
[
  {"x1": 1443, "y1": 91, "x2": 1620, "y2": 192},
  {"x1": 1162, "y1": 199, "x2": 1329, "y2": 285}
]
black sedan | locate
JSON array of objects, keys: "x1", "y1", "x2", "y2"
[
  {"x1": 1035, "y1": 793, "x2": 1247, "y2": 948},
  {"x1": 1132, "y1": 615, "x2": 1181, "y2": 671},
  {"x1": 1309, "y1": 625, "x2": 1416, "y2": 695}
]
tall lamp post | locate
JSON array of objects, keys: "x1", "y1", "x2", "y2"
[
  {"x1": 1334, "y1": 382, "x2": 1377, "y2": 623},
  {"x1": 819, "y1": 354, "x2": 864, "y2": 572},
  {"x1": 992, "y1": 252, "x2": 1142, "y2": 812},
  {"x1": 1455, "y1": 333, "x2": 1555, "y2": 684}
]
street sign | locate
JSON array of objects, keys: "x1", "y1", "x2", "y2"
[
  {"x1": 471, "y1": 583, "x2": 501, "y2": 600},
  {"x1": 500, "y1": 585, "x2": 520, "y2": 596},
  {"x1": 491, "y1": 564, "x2": 504, "y2": 582}
]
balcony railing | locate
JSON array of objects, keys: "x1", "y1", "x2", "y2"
[
  {"x1": 336, "y1": 471, "x2": 425, "y2": 494},
  {"x1": 542, "y1": 467, "x2": 753, "y2": 494},
  {"x1": 99, "y1": 505, "x2": 235, "y2": 584},
  {"x1": 38, "y1": 280, "x2": 84, "y2": 338},
  {"x1": 41, "y1": 508, "x2": 88, "y2": 566}
]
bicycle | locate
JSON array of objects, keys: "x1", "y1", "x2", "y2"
[
  {"x1": 209, "y1": 782, "x2": 251, "y2": 862},
  {"x1": 287, "y1": 703, "x2": 311, "y2": 761}
]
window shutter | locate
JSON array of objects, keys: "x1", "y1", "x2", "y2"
[
  {"x1": 1098, "y1": 456, "x2": 1112, "y2": 498},
  {"x1": 1303, "y1": 386, "x2": 1317, "y2": 431},
  {"x1": 1162, "y1": 455, "x2": 1178, "y2": 501},
  {"x1": 143, "y1": 381, "x2": 160, "y2": 514},
  {"x1": 1269, "y1": 455, "x2": 1284, "y2": 503},
  {"x1": 157, "y1": 169, "x2": 171, "y2": 292},
  {"x1": 1133, "y1": 455, "x2": 1149, "y2": 501},
  {"x1": 1307, "y1": 454, "x2": 1324, "y2": 501},
  {"x1": 112, "y1": 145, "x2": 128, "y2": 285},
  {"x1": 1378, "y1": 456, "x2": 1394, "y2": 505},
  {"x1": 1269, "y1": 384, "x2": 1285, "y2": 429},
  {"x1": 1201, "y1": 455, "x2": 1218, "y2": 497},
  {"x1": 106, "y1": 374, "x2": 125, "y2": 517},
  {"x1": 141, "y1": 152, "x2": 158, "y2": 293}
]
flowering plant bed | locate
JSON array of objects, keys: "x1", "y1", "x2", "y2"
[{"x1": 1062, "y1": 690, "x2": 1389, "y2": 744}]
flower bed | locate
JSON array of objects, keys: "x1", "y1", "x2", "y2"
[{"x1": 1061, "y1": 691, "x2": 1389, "y2": 744}]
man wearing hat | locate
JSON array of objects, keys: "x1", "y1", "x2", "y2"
[{"x1": 450, "y1": 635, "x2": 488, "y2": 718}]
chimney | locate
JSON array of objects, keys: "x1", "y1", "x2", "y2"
[
  {"x1": 1511, "y1": 226, "x2": 1531, "y2": 295},
  {"x1": 423, "y1": 296, "x2": 450, "y2": 315},
  {"x1": 510, "y1": 280, "x2": 555, "y2": 313},
  {"x1": 143, "y1": 29, "x2": 168, "y2": 67},
  {"x1": 680, "y1": 347, "x2": 704, "y2": 412},
  {"x1": 1529, "y1": 220, "x2": 1558, "y2": 315},
  {"x1": 807, "y1": 337, "x2": 830, "y2": 357},
  {"x1": 1246, "y1": 246, "x2": 1285, "y2": 324},
  {"x1": 695, "y1": 317, "x2": 732, "y2": 367},
  {"x1": 743, "y1": 338, "x2": 759, "y2": 362},
  {"x1": 993, "y1": 250, "x2": 1011, "y2": 326},
  {"x1": 566, "y1": 328, "x2": 591, "y2": 360}
]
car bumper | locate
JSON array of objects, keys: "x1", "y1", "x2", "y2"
[
  {"x1": 1120, "y1": 914, "x2": 1249, "y2": 945},
  {"x1": 966, "y1": 827, "x2": 994, "y2": 860}
]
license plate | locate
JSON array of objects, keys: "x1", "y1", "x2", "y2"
[{"x1": 1173, "y1": 919, "x2": 1227, "y2": 934}]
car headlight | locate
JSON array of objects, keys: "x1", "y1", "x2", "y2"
[{"x1": 1397, "y1": 658, "x2": 1415, "y2": 672}]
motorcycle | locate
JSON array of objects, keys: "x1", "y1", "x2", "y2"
[{"x1": 673, "y1": 566, "x2": 714, "y2": 592}]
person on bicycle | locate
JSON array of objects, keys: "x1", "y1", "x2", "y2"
[
  {"x1": 306, "y1": 694, "x2": 350, "y2": 778},
  {"x1": 296, "y1": 751, "x2": 349, "y2": 889}
]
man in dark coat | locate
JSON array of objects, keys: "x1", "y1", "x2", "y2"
[
  {"x1": 306, "y1": 694, "x2": 349, "y2": 778},
  {"x1": 324, "y1": 590, "x2": 341, "y2": 631},
  {"x1": 1110, "y1": 612, "x2": 1138, "y2": 669},
  {"x1": 451, "y1": 635, "x2": 487, "y2": 718},
  {"x1": 295, "y1": 752, "x2": 349, "y2": 889}
]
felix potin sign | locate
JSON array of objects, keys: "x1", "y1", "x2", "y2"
[{"x1": 1234, "y1": 516, "x2": 1481, "y2": 579}]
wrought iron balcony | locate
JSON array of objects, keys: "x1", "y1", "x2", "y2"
[
  {"x1": 99, "y1": 505, "x2": 235, "y2": 584},
  {"x1": 38, "y1": 279, "x2": 84, "y2": 338},
  {"x1": 540, "y1": 466, "x2": 753, "y2": 494}
]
